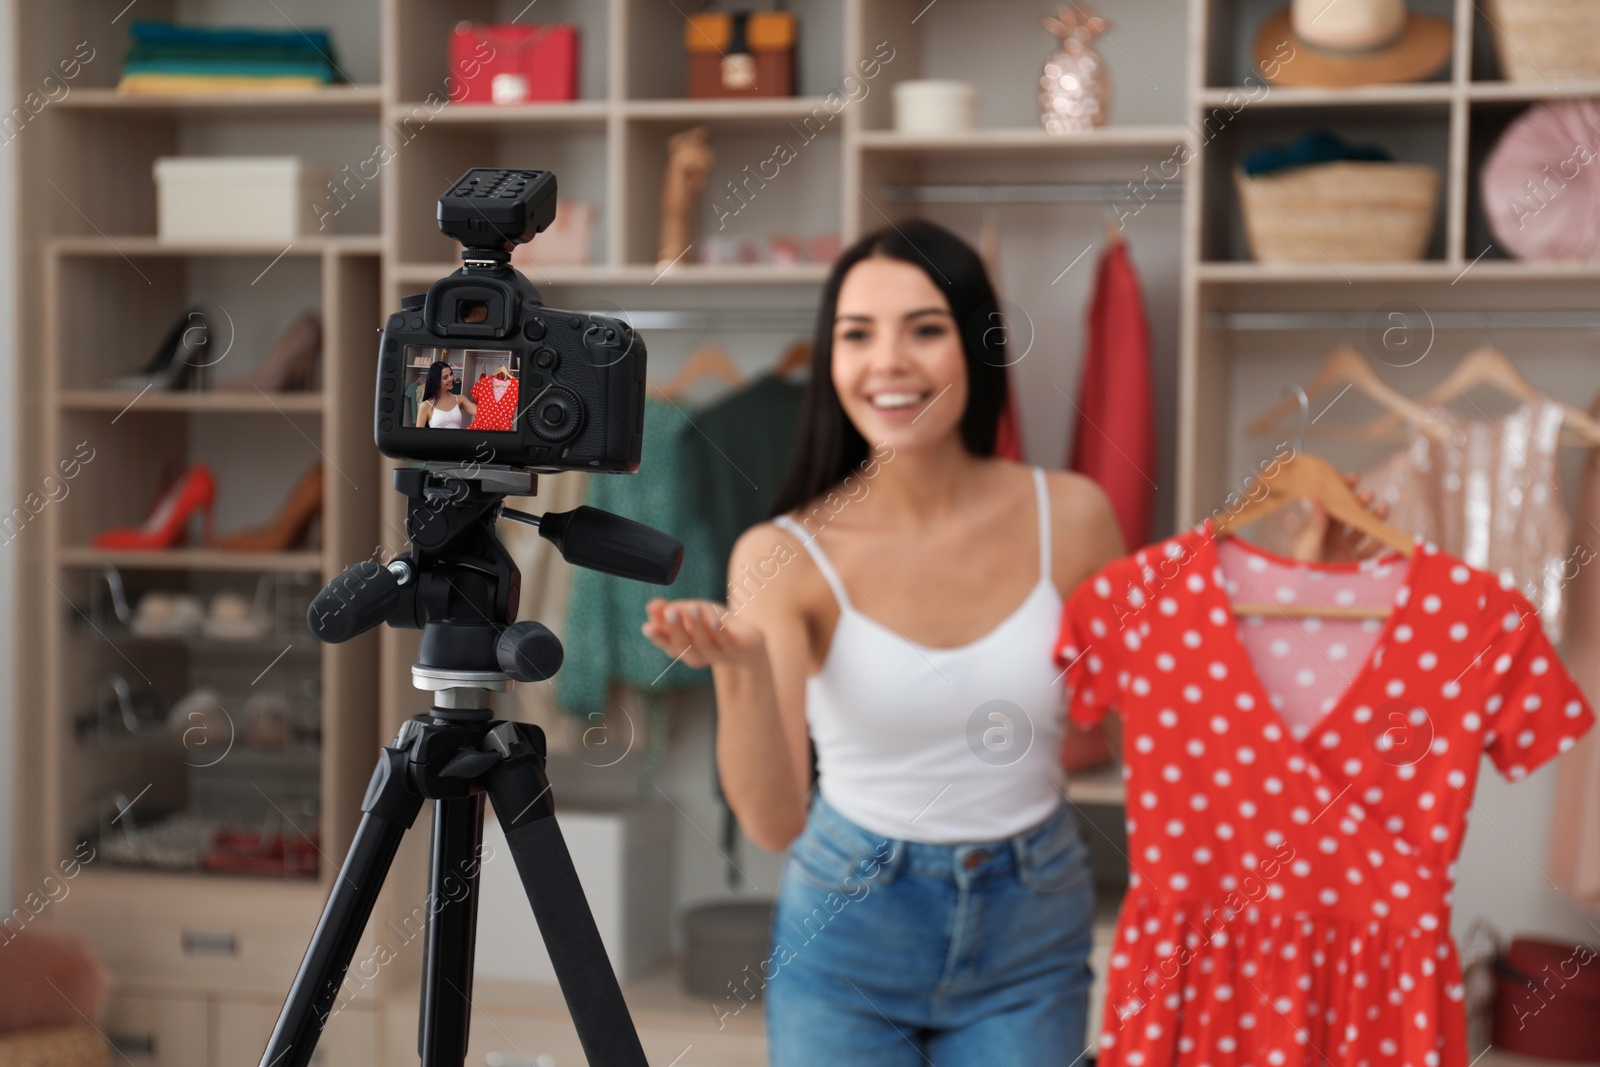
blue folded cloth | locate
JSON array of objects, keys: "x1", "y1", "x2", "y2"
[
  {"x1": 1241, "y1": 129, "x2": 1394, "y2": 176},
  {"x1": 122, "y1": 20, "x2": 344, "y2": 84},
  {"x1": 128, "y1": 19, "x2": 334, "y2": 54}
]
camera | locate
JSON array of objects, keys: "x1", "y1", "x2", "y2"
[{"x1": 374, "y1": 168, "x2": 646, "y2": 472}]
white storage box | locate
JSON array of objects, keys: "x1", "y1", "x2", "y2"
[
  {"x1": 473, "y1": 802, "x2": 675, "y2": 983},
  {"x1": 154, "y1": 156, "x2": 329, "y2": 242}
]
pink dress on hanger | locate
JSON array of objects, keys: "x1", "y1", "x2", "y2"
[
  {"x1": 1056, "y1": 523, "x2": 1594, "y2": 1067},
  {"x1": 1250, "y1": 400, "x2": 1570, "y2": 640}
]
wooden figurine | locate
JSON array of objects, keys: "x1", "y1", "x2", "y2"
[{"x1": 658, "y1": 125, "x2": 713, "y2": 269}]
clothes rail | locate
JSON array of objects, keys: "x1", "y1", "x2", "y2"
[
  {"x1": 880, "y1": 181, "x2": 1184, "y2": 204},
  {"x1": 1210, "y1": 311, "x2": 1600, "y2": 331}
]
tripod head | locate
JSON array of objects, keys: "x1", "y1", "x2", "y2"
[{"x1": 306, "y1": 462, "x2": 683, "y2": 704}]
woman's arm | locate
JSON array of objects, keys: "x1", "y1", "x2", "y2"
[
  {"x1": 1050, "y1": 471, "x2": 1129, "y2": 757},
  {"x1": 641, "y1": 523, "x2": 812, "y2": 851},
  {"x1": 416, "y1": 401, "x2": 432, "y2": 428},
  {"x1": 460, "y1": 394, "x2": 477, "y2": 416}
]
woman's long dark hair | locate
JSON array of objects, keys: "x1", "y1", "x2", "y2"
[
  {"x1": 421, "y1": 360, "x2": 452, "y2": 405},
  {"x1": 766, "y1": 218, "x2": 1008, "y2": 520}
]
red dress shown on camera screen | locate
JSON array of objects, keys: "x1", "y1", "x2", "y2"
[
  {"x1": 469, "y1": 373, "x2": 519, "y2": 431},
  {"x1": 1056, "y1": 522, "x2": 1594, "y2": 1067}
]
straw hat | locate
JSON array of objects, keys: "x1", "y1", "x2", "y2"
[{"x1": 1254, "y1": 0, "x2": 1451, "y2": 87}]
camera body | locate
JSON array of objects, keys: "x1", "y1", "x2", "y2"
[{"x1": 374, "y1": 168, "x2": 646, "y2": 473}]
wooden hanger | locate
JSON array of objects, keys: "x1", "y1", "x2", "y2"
[
  {"x1": 1363, "y1": 346, "x2": 1600, "y2": 447},
  {"x1": 650, "y1": 345, "x2": 745, "y2": 401},
  {"x1": 1212, "y1": 452, "x2": 1415, "y2": 618},
  {"x1": 774, "y1": 340, "x2": 811, "y2": 376},
  {"x1": 1246, "y1": 347, "x2": 1452, "y2": 445}
]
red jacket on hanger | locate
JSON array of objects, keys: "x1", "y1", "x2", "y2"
[
  {"x1": 994, "y1": 380, "x2": 1022, "y2": 461},
  {"x1": 1067, "y1": 237, "x2": 1155, "y2": 549}
]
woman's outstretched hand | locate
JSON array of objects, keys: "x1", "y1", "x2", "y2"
[{"x1": 641, "y1": 597, "x2": 767, "y2": 670}]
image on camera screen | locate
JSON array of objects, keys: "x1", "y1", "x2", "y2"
[{"x1": 404, "y1": 345, "x2": 520, "y2": 432}]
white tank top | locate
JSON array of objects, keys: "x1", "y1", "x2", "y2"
[
  {"x1": 428, "y1": 398, "x2": 464, "y2": 428},
  {"x1": 772, "y1": 466, "x2": 1068, "y2": 844}
]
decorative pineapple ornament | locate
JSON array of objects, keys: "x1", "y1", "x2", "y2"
[{"x1": 1039, "y1": 5, "x2": 1111, "y2": 134}]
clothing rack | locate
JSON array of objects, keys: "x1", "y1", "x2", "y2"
[
  {"x1": 1211, "y1": 311, "x2": 1600, "y2": 331},
  {"x1": 880, "y1": 181, "x2": 1184, "y2": 204}
]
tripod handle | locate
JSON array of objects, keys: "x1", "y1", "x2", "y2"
[
  {"x1": 538, "y1": 506, "x2": 683, "y2": 585},
  {"x1": 308, "y1": 560, "x2": 404, "y2": 643}
]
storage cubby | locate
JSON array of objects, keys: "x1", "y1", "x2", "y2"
[
  {"x1": 853, "y1": 0, "x2": 1187, "y2": 130},
  {"x1": 392, "y1": 119, "x2": 609, "y2": 265},
  {"x1": 391, "y1": 0, "x2": 607, "y2": 103},
  {"x1": 1197, "y1": 104, "x2": 1453, "y2": 263},
  {"x1": 622, "y1": 115, "x2": 842, "y2": 267},
  {"x1": 1202, "y1": 0, "x2": 1457, "y2": 89},
  {"x1": 624, "y1": 0, "x2": 843, "y2": 101}
]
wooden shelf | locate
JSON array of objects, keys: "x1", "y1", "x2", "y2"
[
  {"x1": 856, "y1": 125, "x2": 1192, "y2": 160},
  {"x1": 392, "y1": 99, "x2": 609, "y2": 125},
  {"x1": 58, "y1": 548, "x2": 324, "y2": 573},
  {"x1": 624, "y1": 96, "x2": 838, "y2": 127},
  {"x1": 57, "y1": 85, "x2": 383, "y2": 116},
  {"x1": 1195, "y1": 261, "x2": 1461, "y2": 283},
  {"x1": 59, "y1": 391, "x2": 325, "y2": 414},
  {"x1": 48, "y1": 235, "x2": 383, "y2": 257},
  {"x1": 1468, "y1": 80, "x2": 1600, "y2": 102},
  {"x1": 1196, "y1": 259, "x2": 1600, "y2": 284},
  {"x1": 1197, "y1": 84, "x2": 1454, "y2": 109},
  {"x1": 393, "y1": 262, "x2": 833, "y2": 286}
]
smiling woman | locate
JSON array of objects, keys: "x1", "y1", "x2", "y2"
[{"x1": 641, "y1": 218, "x2": 1127, "y2": 1065}]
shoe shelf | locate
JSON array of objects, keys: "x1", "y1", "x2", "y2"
[
  {"x1": 58, "y1": 391, "x2": 326, "y2": 414},
  {"x1": 57, "y1": 548, "x2": 327, "y2": 573}
]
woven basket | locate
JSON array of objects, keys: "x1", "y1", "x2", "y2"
[
  {"x1": 0, "y1": 1025, "x2": 108, "y2": 1067},
  {"x1": 1484, "y1": 0, "x2": 1600, "y2": 82},
  {"x1": 1234, "y1": 162, "x2": 1440, "y2": 264}
]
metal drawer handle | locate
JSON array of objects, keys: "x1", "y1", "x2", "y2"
[{"x1": 181, "y1": 929, "x2": 237, "y2": 956}]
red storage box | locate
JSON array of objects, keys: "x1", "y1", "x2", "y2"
[
  {"x1": 1492, "y1": 936, "x2": 1600, "y2": 1060},
  {"x1": 450, "y1": 23, "x2": 578, "y2": 104}
]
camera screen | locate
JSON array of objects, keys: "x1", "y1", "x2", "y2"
[{"x1": 403, "y1": 345, "x2": 521, "y2": 433}]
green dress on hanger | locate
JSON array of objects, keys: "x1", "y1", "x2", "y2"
[{"x1": 555, "y1": 395, "x2": 722, "y2": 719}]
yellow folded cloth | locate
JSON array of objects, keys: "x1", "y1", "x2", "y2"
[{"x1": 116, "y1": 73, "x2": 327, "y2": 94}]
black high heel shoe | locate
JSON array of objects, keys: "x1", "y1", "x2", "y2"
[{"x1": 106, "y1": 305, "x2": 213, "y2": 391}]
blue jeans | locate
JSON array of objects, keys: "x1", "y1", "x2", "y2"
[{"x1": 764, "y1": 792, "x2": 1096, "y2": 1066}]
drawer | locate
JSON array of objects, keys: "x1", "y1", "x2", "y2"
[
  {"x1": 215, "y1": 1000, "x2": 379, "y2": 1067},
  {"x1": 103, "y1": 994, "x2": 208, "y2": 1067},
  {"x1": 466, "y1": 1016, "x2": 765, "y2": 1067}
]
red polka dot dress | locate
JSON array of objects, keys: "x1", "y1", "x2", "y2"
[
  {"x1": 469, "y1": 374, "x2": 519, "y2": 431},
  {"x1": 1055, "y1": 522, "x2": 1595, "y2": 1067}
]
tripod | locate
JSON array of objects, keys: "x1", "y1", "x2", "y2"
[{"x1": 259, "y1": 463, "x2": 682, "y2": 1067}]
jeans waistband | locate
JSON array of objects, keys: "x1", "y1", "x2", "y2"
[{"x1": 802, "y1": 790, "x2": 1082, "y2": 885}]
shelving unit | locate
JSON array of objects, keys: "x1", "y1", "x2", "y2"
[
  {"x1": 1178, "y1": 0, "x2": 1600, "y2": 525},
  {"x1": 8, "y1": 0, "x2": 1200, "y2": 1062},
  {"x1": 10, "y1": 0, "x2": 392, "y2": 1057}
]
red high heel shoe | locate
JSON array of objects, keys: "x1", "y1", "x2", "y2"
[{"x1": 92, "y1": 464, "x2": 216, "y2": 550}]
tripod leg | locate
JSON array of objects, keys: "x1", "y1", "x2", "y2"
[
  {"x1": 418, "y1": 794, "x2": 486, "y2": 1066},
  {"x1": 260, "y1": 747, "x2": 423, "y2": 1067},
  {"x1": 484, "y1": 723, "x2": 650, "y2": 1067}
]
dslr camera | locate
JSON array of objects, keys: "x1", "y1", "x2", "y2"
[{"x1": 374, "y1": 168, "x2": 646, "y2": 472}]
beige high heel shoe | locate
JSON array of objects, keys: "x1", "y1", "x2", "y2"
[{"x1": 214, "y1": 312, "x2": 321, "y2": 392}]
